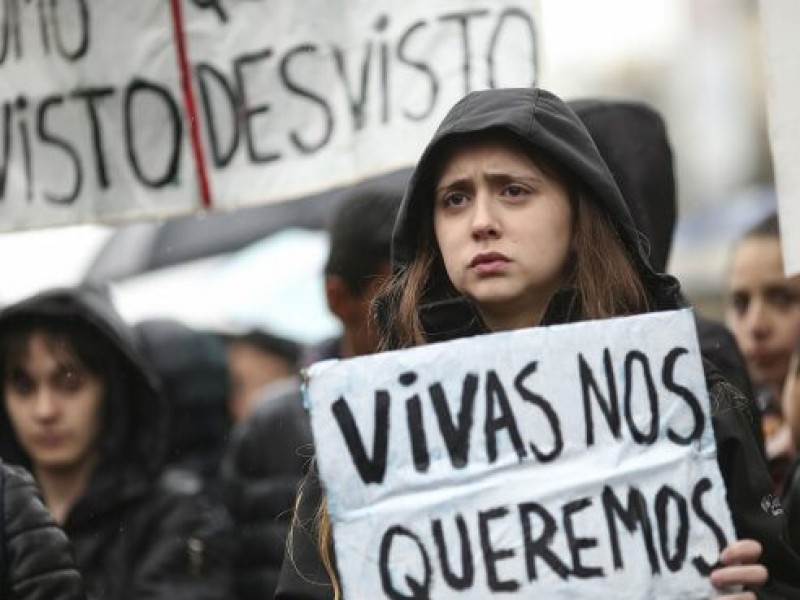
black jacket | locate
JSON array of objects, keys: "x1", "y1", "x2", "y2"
[
  {"x1": 221, "y1": 380, "x2": 313, "y2": 600},
  {"x1": 277, "y1": 88, "x2": 800, "y2": 598},
  {"x1": 133, "y1": 318, "x2": 231, "y2": 486},
  {"x1": 1, "y1": 462, "x2": 85, "y2": 600},
  {"x1": 0, "y1": 287, "x2": 233, "y2": 600}
]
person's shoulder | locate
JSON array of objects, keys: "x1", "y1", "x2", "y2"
[{"x1": 2, "y1": 462, "x2": 35, "y2": 491}]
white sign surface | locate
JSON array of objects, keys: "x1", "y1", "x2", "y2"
[
  {"x1": 0, "y1": 0, "x2": 539, "y2": 231},
  {"x1": 307, "y1": 309, "x2": 735, "y2": 599},
  {"x1": 759, "y1": 0, "x2": 800, "y2": 276}
]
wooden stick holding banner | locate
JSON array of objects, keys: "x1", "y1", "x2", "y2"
[
  {"x1": 0, "y1": 0, "x2": 539, "y2": 232},
  {"x1": 306, "y1": 309, "x2": 735, "y2": 599}
]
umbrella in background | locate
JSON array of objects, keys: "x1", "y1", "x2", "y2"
[
  {"x1": 109, "y1": 228, "x2": 341, "y2": 345},
  {"x1": 84, "y1": 168, "x2": 413, "y2": 285}
]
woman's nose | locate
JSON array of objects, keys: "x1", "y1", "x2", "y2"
[
  {"x1": 470, "y1": 195, "x2": 500, "y2": 240},
  {"x1": 33, "y1": 388, "x2": 58, "y2": 420},
  {"x1": 746, "y1": 298, "x2": 772, "y2": 339}
]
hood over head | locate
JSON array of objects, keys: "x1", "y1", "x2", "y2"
[
  {"x1": 133, "y1": 318, "x2": 229, "y2": 479},
  {"x1": 0, "y1": 286, "x2": 166, "y2": 479},
  {"x1": 390, "y1": 87, "x2": 681, "y2": 336},
  {"x1": 567, "y1": 98, "x2": 676, "y2": 273}
]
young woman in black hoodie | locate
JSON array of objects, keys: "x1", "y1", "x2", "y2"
[
  {"x1": 278, "y1": 88, "x2": 800, "y2": 599},
  {"x1": 0, "y1": 287, "x2": 233, "y2": 600}
]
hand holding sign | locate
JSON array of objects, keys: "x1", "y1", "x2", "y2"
[{"x1": 307, "y1": 309, "x2": 739, "y2": 599}]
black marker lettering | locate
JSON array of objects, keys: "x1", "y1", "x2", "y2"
[
  {"x1": 233, "y1": 48, "x2": 281, "y2": 164},
  {"x1": 580, "y1": 349, "x2": 621, "y2": 445},
  {"x1": 514, "y1": 361, "x2": 563, "y2": 462},
  {"x1": 195, "y1": 62, "x2": 240, "y2": 167},
  {"x1": 72, "y1": 86, "x2": 113, "y2": 189},
  {"x1": 373, "y1": 14, "x2": 390, "y2": 124},
  {"x1": 563, "y1": 498, "x2": 604, "y2": 578},
  {"x1": 280, "y1": 44, "x2": 334, "y2": 155},
  {"x1": 401, "y1": 372, "x2": 429, "y2": 473},
  {"x1": 479, "y1": 506, "x2": 519, "y2": 592},
  {"x1": 432, "y1": 515, "x2": 474, "y2": 590},
  {"x1": 333, "y1": 42, "x2": 372, "y2": 130},
  {"x1": 485, "y1": 370, "x2": 526, "y2": 462},
  {"x1": 0, "y1": 101, "x2": 12, "y2": 199},
  {"x1": 37, "y1": 95, "x2": 82, "y2": 204},
  {"x1": 16, "y1": 95, "x2": 32, "y2": 202},
  {"x1": 691, "y1": 478, "x2": 728, "y2": 575},
  {"x1": 601, "y1": 486, "x2": 660, "y2": 574},
  {"x1": 124, "y1": 78, "x2": 182, "y2": 188},
  {"x1": 655, "y1": 486, "x2": 689, "y2": 572},
  {"x1": 518, "y1": 501, "x2": 570, "y2": 580},
  {"x1": 624, "y1": 350, "x2": 659, "y2": 445},
  {"x1": 332, "y1": 392, "x2": 389, "y2": 484},
  {"x1": 429, "y1": 374, "x2": 477, "y2": 469},
  {"x1": 379, "y1": 526, "x2": 432, "y2": 600},
  {"x1": 50, "y1": 0, "x2": 89, "y2": 61},
  {"x1": 663, "y1": 347, "x2": 704, "y2": 445},
  {"x1": 396, "y1": 20, "x2": 438, "y2": 121},
  {"x1": 438, "y1": 10, "x2": 489, "y2": 95},
  {"x1": 487, "y1": 8, "x2": 537, "y2": 88}
]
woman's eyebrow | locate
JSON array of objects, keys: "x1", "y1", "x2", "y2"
[
  {"x1": 435, "y1": 176, "x2": 471, "y2": 194},
  {"x1": 483, "y1": 170, "x2": 542, "y2": 183}
]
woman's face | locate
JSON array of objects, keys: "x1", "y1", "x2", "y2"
[
  {"x1": 433, "y1": 139, "x2": 573, "y2": 331},
  {"x1": 3, "y1": 331, "x2": 104, "y2": 475},
  {"x1": 726, "y1": 236, "x2": 800, "y2": 396}
]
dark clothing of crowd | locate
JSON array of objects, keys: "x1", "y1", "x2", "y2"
[
  {"x1": 1, "y1": 461, "x2": 85, "y2": 600},
  {"x1": 220, "y1": 383, "x2": 313, "y2": 600}
]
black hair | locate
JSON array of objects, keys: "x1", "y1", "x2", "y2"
[
  {"x1": 228, "y1": 328, "x2": 301, "y2": 368},
  {"x1": 324, "y1": 178, "x2": 404, "y2": 295}
]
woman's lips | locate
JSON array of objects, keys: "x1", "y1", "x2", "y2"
[
  {"x1": 34, "y1": 434, "x2": 67, "y2": 448},
  {"x1": 748, "y1": 350, "x2": 781, "y2": 370},
  {"x1": 469, "y1": 252, "x2": 510, "y2": 275}
]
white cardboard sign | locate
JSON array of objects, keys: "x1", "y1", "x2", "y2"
[
  {"x1": 759, "y1": 0, "x2": 800, "y2": 276},
  {"x1": 0, "y1": 0, "x2": 539, "y2": 231},
  {"x1": 307, "y1": 309, "x2": 736, "y2": 599}
]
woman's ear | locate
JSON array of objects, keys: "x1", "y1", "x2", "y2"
[{"x1": 325, "y1": 275, "x2": 357, "y2": 323}]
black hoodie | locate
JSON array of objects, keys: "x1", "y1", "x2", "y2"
[
  {"x1": 0, "y1": 287, "x2": 232, "y2": 600},
  {"x1": 277, "y1": 88, "x2": 800, "y2": 599}
]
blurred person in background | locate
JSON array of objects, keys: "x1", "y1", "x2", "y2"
[
  {"x1": 727, "y1": 213, "x2": 800, "y2": 490},
  {"x1": 226, "y1": 329, "x2": 300, "y2": 424},
  {"x1": 221, "y1": 174, "x2": 404, "y2": 600},
  {"x1": 134, "y1": 318, "x2": 231, "y2": 489},
  {"x1": 1, "y1": 459, "x2": 86, "y2": 600},
  {"x1": 0, "y1": 287, "x2": 233, "y2": 600}
]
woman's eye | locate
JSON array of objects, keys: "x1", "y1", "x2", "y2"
[
  {"x1": 56, "y1": 368, "x2": 85, "y2": 392},
  {"x1": 768, "y1": 288, "x2": 799, "y2": 310},
  {"x1": 442, "y1": 192, "x2": 468, "y2": 208},
  {"x1": 7, "y1": 371, "x2": 34, "y2": 396},
  {"x1": 730, "y1": 292, "x2": 750, "y2": 316},
  {"x1": 503, "y1": 184, "x2": 527, "y2": 198}
]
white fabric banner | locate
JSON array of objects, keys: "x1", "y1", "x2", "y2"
[
  {"x1": 307, "y1": 309, "x2": 736, "y2": 599},
  {"x1": 759, "y1": 0, "x2": 800, "y2": 276},
  {"x1": 0, "y1": 0, "x2": 539, "y2": 231}
]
